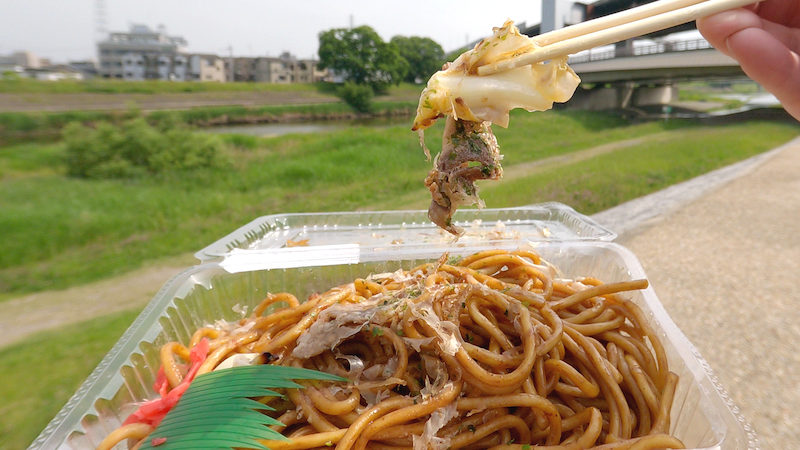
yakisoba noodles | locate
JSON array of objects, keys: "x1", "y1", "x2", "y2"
[{"x1": 99, "y1": 249, "x2": 684, "y2": 449}]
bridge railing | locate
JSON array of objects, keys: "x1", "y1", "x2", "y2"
[{"x1": 569, "y1": 38, "x2": 713, "y2": 64}]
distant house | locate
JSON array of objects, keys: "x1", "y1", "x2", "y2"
[
  {"x1": 188, "y1": 54, "x2": 226, "y2": 82},
  {"x1": 0, "y1": 51, "x2": 42, "y2": 69},
  {"x1": 0, "y1": 51, "x2": 41, "y2": 77},
  {"x1": 26, "y1": 65, "x2": 84, "y2": 81},
  {"x1": 68, "y1": 60, "x2": 99, "y2": 79},
  {"x1": 224, "y1": 52, "x2": 329, "y2": 83}
]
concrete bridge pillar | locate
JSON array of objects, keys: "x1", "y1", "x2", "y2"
[
  {"x1": 568, "y1": 83, "x2": 676, "y2": 110},
  {"x1": 632, "y1": 85, "x2": 676, "y2": 106}
]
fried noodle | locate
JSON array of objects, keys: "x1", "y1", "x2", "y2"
[{"x1": 99, "y1": 249, "x2": 684, "y2": 450}]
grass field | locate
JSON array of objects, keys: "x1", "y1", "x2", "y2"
[
  {"x1": 0, "y1": 111, "x2": 660, "y2": 297},
  {"x1": 2, "y1": 111, "x2": 797, "y2": 299},
  {"x1": 1, "y1": 109, "x2": 798, "y2": 448},
  {"x1": 0, "y1": 308, "x2": 141, "y2": 450}
]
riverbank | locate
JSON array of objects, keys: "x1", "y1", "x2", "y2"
[
  {"x1": 0, "y1": 79, "x2": 422, "y2": 110},
  {"x1": 0, "y1": 100, "x2": 417, "y2": 144},
  {"x1": 3, "y1": 113, "x2": 797, "y2": 301}
]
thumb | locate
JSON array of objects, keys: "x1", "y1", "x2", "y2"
[
  {"x1": 726, "y1": 27, "x2": 800, "y2": 120},
  {"x1": 698, "y1": 9, "x2": 800, "y2": 121}
]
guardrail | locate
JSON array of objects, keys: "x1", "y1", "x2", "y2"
[{"x1": 568, "y1": 38, "x2": 713, "y2": 64}]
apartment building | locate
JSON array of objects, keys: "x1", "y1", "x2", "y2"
[
  {"x1": 97, "y1": 24, "x2": 188, "y2": 80},
  {"x1": 97, "y1": 26, "x2": 327, "y2": 84}
]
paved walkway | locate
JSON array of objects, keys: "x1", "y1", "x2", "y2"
[
  {"x1": 592, "y1": 137, "x2": 800, "y2": 450},
  {"x1": 0, "y1": 255, "x2": 194, "y2": 348}
]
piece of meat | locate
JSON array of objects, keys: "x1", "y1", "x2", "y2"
[{"x1": 425, "y1": 116, "x2": 502, "y2": 235}]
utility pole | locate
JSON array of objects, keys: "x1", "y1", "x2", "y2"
[
  {"x1": 94, "y1": 0, "x2": 108, "y2": 42},
  {"x1": 349, "y1": 14, "x2": 354, "y2": 29},
  {"x1": 94, "y1": 0, "x2": 108, "y2": 64},
  {"x1": 227, "y1": 45, "x2": 234, "y2": 82}
]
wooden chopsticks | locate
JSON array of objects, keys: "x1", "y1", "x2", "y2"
[{"x1": 477, "y1": 0, "x2": 761, "y2": 76}]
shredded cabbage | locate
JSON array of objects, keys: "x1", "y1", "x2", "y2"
[{"x1": 412, "y1": 20, "x2": 580, "y2": 131}]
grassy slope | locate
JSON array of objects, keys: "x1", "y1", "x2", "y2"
[
  {"x1": 0, "y1": 308, "x2": 141, "y2": 450},
  {"x1": 0, "y1": 111, "x2": 673, "y2": 296},
  {"x1": 0, "y1": 82, "x2": 422, "y2": 145},
  {"x1": 0, "y1": 100, "x2": 418, "y2": 145},
  {"x1": 2, "y1": 114, "x2": 798, "y2": 298}
]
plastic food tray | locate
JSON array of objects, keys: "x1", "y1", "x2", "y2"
[{"x1": 30, "y1": 206, "x2": 758, "y2": 449}]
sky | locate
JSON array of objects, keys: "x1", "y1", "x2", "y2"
[{"x1": 0, "y1": 0, "x2": 547, "y2": 63}]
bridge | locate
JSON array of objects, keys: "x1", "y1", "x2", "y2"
[
  {"x1": 568, "y1": 38, "x2": 744, "y2": 83},
  {"x1": 516, "y1": 0, "x2": 750, "y2": 109},
  {"x1": 564, "y1": 38, "x2": 746, "y2": 110}
]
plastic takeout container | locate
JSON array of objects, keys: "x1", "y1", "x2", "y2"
[{"x1": 30, "y1": 205, "x2": 758, "y2": 449}]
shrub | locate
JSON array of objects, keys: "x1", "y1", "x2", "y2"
[
  {"x1": 63, "y1": 119, "x2": 228, "y2": 179},
  {"x1": 336, "y1": 82, "x2": 374, "y2": 113}
]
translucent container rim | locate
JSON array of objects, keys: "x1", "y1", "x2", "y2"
[{"x1": 193, "y1": 203, "x2": 617, "y2": 263}]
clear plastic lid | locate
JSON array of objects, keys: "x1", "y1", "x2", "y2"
[{"x1": 195, "y1": 202, "x2": 616, "y2": 264}]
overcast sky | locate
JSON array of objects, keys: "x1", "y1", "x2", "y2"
[{"x1": 0, "y1": 0, "x2": 548, "y2": 63}]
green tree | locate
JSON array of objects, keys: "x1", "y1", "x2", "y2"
[
  {"x1": 390, "y1": 36, "x2": 445, "y2": 83},
  {"x1": 317, "y1": 25, "x2": 408, "y2": 89}
]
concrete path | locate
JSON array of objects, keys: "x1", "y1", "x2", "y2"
[
  {"x1": 0, "y1": 255, "x2": 195, "y2": 348},
  {"x1": 592, "y1": 137, "x2": 800, "y2": 450}
]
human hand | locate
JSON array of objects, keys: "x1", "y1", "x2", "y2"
[{"x1": 697, "y1": 0, "x2": 800, "y2": 120}]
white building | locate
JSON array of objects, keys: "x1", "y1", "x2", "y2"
[
  {"x1": 98, "y1": 24, "x2": 188, "y2": 80},
  {"x1": 0, "y1": 51, "x2": 42, "y2": 69}
]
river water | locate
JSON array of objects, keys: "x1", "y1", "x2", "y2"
[{"x1": 201, "y1": 116, "x2": 411, "y2": 137}]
